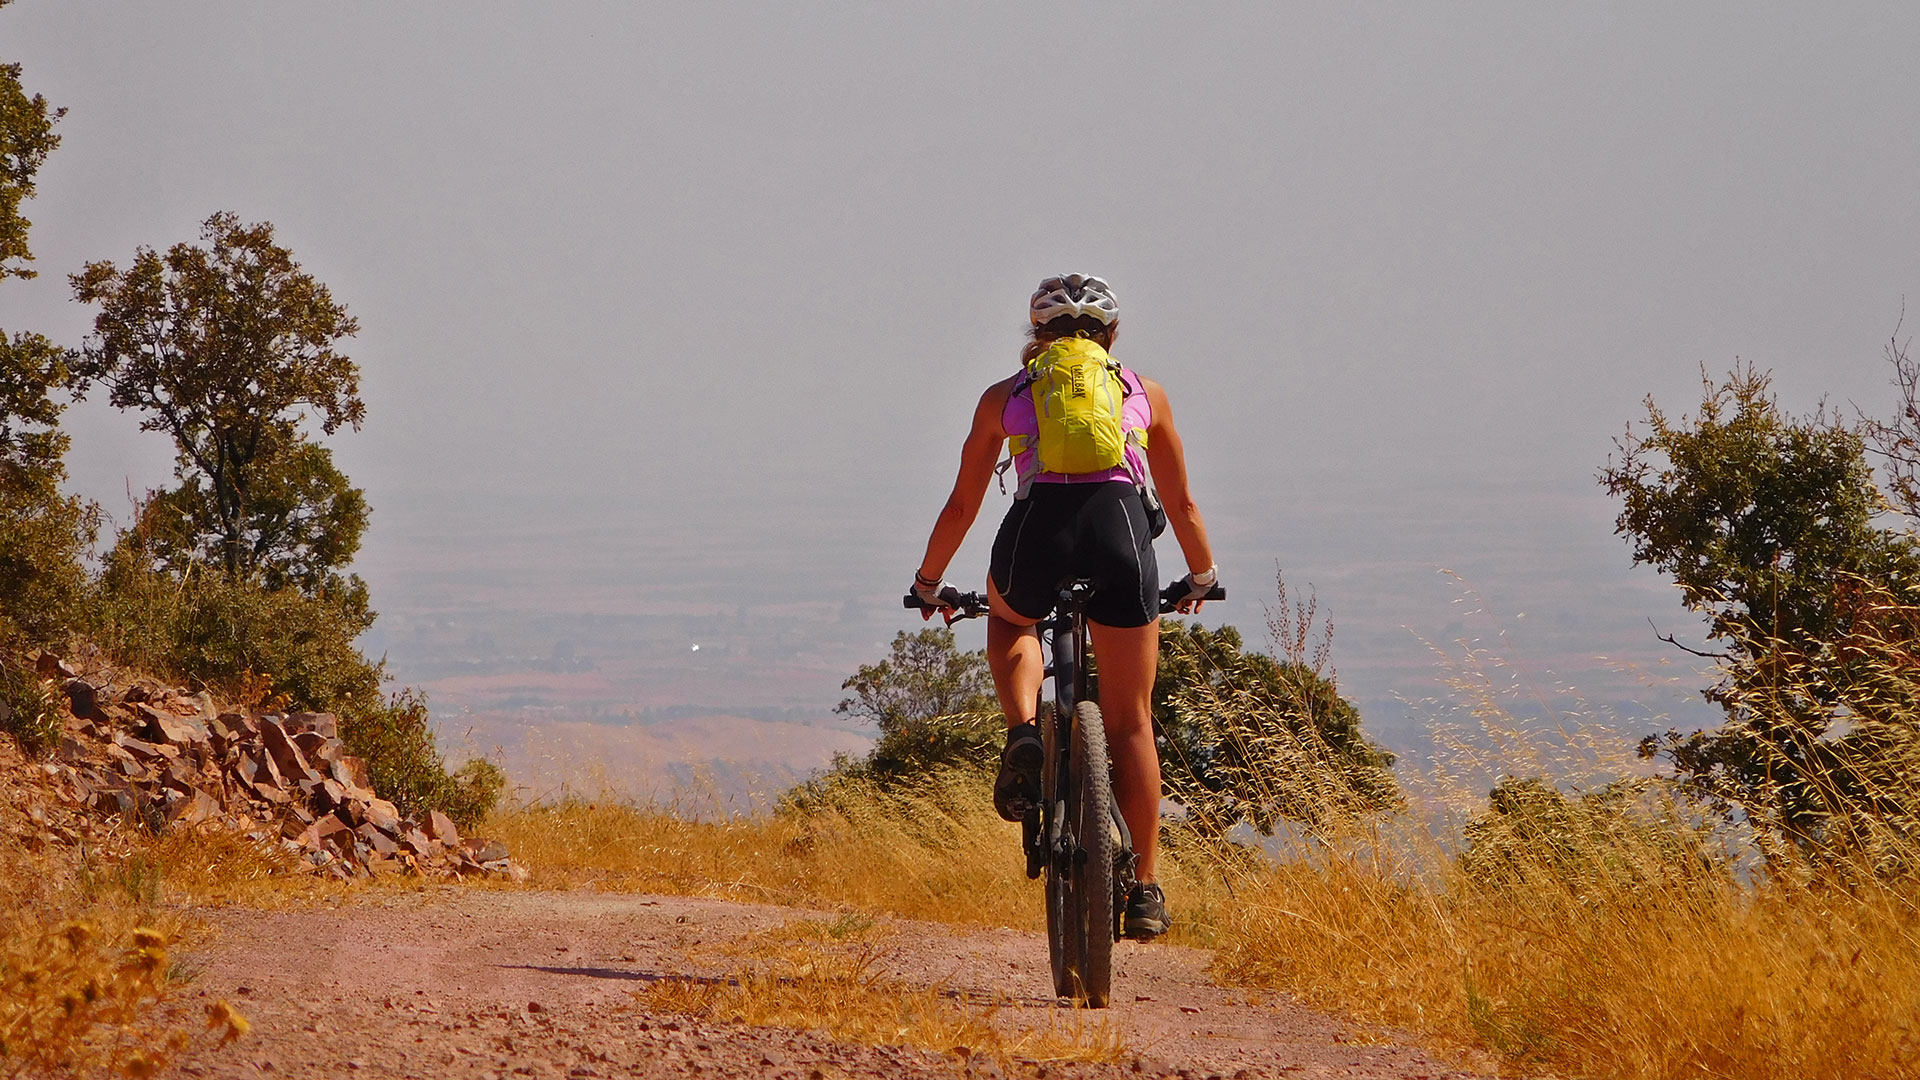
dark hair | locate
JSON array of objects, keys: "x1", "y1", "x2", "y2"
[
  {"x1": 1031, "y1": 314, "x2": 1114, "y2": 342},
  {"x1": 1023, "y1": 315, "x2": 1116, "y2": 363}
]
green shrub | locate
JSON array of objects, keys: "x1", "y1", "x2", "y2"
[
  {"x1": 1460, "y1": 776, "x2": 1724, "y2": 896},
  {"x1": 0, "y1": 332, "x2": 96, "y2": 651},
  {"x1": 791, "y1": 628, "x2": 1000, "y2": 806},
  {"x1": 1156, "y1": 616, "x2": 1400, "y2": 838},
  {"x1": 93, "y1": 556, "x2": 380, "y2": 714},
  {"x1": 339, "y1": 689, "x2": 503, "y2": 829},
  {"x1": 0, "y1": 656, "x2": 62, "y2": 756}
]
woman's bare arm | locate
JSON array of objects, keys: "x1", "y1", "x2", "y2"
[
  {"x1": 1141, "y1": 377, "x2": 1216, "y2": 579},
  {"x1": 915, "y1": 379, "x2": 1014, "y2": 584}
]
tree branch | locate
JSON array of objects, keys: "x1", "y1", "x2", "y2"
[{"x1": 1649, "y1": 618, "x2": 1732, "y2": 659}]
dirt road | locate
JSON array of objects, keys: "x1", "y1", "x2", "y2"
[{"x1": 159, "y1": 889, "x2": 1477, "y2": 1080}]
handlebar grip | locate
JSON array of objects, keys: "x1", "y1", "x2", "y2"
[
  {"x1": 1159, "y1": 581, "x2": 1226, "y2": 613},
  {"x1": 903, "y1": 591, "x2": 989, "y2": 618}
]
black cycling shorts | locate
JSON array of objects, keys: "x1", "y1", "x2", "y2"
[{"x1": 989, "y1": 481, "x2": 1160, "y2": 628}]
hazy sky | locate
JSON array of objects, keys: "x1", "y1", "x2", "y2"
[{"x1": 6, "y1": 4, "x2": 1919, "y2": 752}]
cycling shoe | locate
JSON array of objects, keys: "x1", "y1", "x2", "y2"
[
  {"x1": 1124, "y1": 882, "x2": 1171, "y2": 940},
  {"x1": 993, "y1": 721, "x2": 1044, "y2": 822}
]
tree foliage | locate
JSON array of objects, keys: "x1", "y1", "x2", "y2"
[
  {"x1": 1459, "y1": 776, "x2": 1721, "y2": 895},
  {"x1": 1155, "y1": 592, "x2": 1399, "y2": 837},
  {"x1": 832, "y1": 627, "x2": 1000, "y2": 782},
  {"x1": 1862, "y1": 319, "x2": 1920, "y2": 520},
  {"x1": 1603, "y1": 365, "x2": 1920, "y2": 860},
  {"x1": 0, "y1": 332, "x2": 94, "y2": 647},
  {"x1": 0, "y1": 40, "x2": 64, "y2": 281},
  {"x1": 71, "y1": 212, "x2": 365, "y2": 586},
  {"x1": 0, "y1": 43, "x2": 89, "y2": 647},
  {"x1": 120, "y1": 434, "x2": 368, "y2": 604},
  {"x1": 96, "y1": 534, "x2": 379, "y2": 716}
]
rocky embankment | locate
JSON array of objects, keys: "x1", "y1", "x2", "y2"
[{"x1": 21, "y1": 649, "x2": 517, "y2": 880}]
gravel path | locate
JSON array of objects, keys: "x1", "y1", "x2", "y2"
[{"x1": 157, "y1": 889, "x2": 1479, "y2": 1080}]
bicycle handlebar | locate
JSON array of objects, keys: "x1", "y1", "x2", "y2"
[
  {"x1": 1158, "y1": 581, "x2": 1227, "y2": 614},
  {"x1": 902, "y1": 581, "x2": 1226, "y2": 621},
  {"x1": 902, "y1": 589, "x2": 990, "y2": 621}
]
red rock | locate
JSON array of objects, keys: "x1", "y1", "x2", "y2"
[
  {"x1": 298, "y1": 815, "x2": 353, "y2": 850},
  {"x1": 357, "y1": 824, "x2": 400, "y2": 856},
  {"x1": 400, "y1": 827, "x2": 439, "y2": 857},
  {"x1": 258, "y1": 718, "x2": 317, "y2": 784},
  {"x1": 362, "y1": 798, "x2": 401, "y2": 833},
  {"x1": 311, "y1": 777, "x2": 345, "y2": 812},
  {"x1": 463, "y1": 838, "x2": 510, "y2": 863},
  {"x1": 114, "y1": 733, "x2": 178, "y2": 762},
  {"x1": 64, "y1": 679, "x2": 99, "y2": 718},
  {"x1": 287, "y1": 712, "x2": 340, "y2": 739},
  {"x1": 56, "y1": 736, "x2": 89, "y2": 764},
  {"x1": 161, "y1": 760, "x2": 199, "y2": 795},
  {"x1": 237, "y1": 746, "x2": 284, "y2": 790},
  {"x1": 35, "y1": 652, "x2": 75, "y2": 680},
  {"x1": 332, "y1": 756, "x2": 372, "y2": 791},
  {"x1": 292, "y1": 730, "x2": 339, "y2": 763},
  {"x1": 426, "y1": 810, "x2": 461, "y2": 847},
  {"x1": 102, "y1": 743, "x2": 148, "y2": 780},
  {"x1": 93, "y1": 787, "x2": 135, "y2": 817},
  {"x1": 138, "y1": 704, "x2": 209, "y2": 746},
  {"x1": 168, "y1": 789, "x2": 221, "y2": 827}
]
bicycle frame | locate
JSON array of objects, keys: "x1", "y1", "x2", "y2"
[{"x1": 1031, "y1": 581, "x2": 1135, "y2": 892}]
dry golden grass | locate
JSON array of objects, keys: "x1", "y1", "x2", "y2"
[
  {"x1": 487, "y1": 768, "x2": 1226, "y2": 944},
  {"x1": 1197, "y1": 616, "x2": 1920, "y2": 1080},
  {"x1": 1212, "y1": 842, "x2": 1920, "y2": 1080},
  {"x1": 634, "y1": 915, "x2": 1125, "y2": 1065},
  {"x1": 0, "y1": 731, "x2": 352, "y2": 1075},
  {"x1": 0, "y1": 787, "x2": 248, "y2": 1077}
]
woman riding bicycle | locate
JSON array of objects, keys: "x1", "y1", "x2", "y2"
[{"x1": 910, "y1": 273, "x2": 1219, "y2": 940}]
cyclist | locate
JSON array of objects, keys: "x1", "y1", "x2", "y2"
[{"x1": 910, "y1": 273, "x2": 1218, "y2": 940}]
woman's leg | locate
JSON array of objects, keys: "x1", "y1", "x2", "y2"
[
  {"x1": 1086, "y1": 617, "x2": 1162, "y2": 882},
  {"x1": 986, "y1": 579, "x2": 1042, "y2": 726}
]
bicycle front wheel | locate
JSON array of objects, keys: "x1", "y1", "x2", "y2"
[{"x1": 1067, "y1": 699, "x2": 1115, "y2": 1007}]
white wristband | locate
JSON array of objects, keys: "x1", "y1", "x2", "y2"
[{"x1": 1190, "y1": 565, "x2": 1217, "y2": 587}]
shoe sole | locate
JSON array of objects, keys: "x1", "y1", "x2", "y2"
[
  {"x1": 995, "y1": 745, "x2": 1044, "y2": 821},
  {"x1": 1123, "y1": 919, "x2": 1169, "y2": 941}
]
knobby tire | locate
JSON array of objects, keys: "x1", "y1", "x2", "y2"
[
  {"x1": 1069, "y1": 700, "x2": 1115, "y2": 1008},
  {"x1": 1043, "y1": 700, "x2": 1072, "y2": 998}
]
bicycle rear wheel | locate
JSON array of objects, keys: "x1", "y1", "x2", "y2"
[
  {"x1": 1043, "y1": 700, "x2": 1073, "y2": 999},
  {"x1": 1068, "y1": 700, "x2": 1115, "y2": 1008}
]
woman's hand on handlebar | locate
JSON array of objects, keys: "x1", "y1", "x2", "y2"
[
  {"x1": 910, "y1": 573, "x2": 954, "y2": 621},
  {"x1": 1161, "y1": 571, "x2": 1225, "y2": 615},
  {"x1": 903, "y1": 577, "x2": 989, "y2": 624}
]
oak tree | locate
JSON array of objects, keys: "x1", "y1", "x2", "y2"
[
  {"x1": 0, "y1": 26, "x2": 90, "y2": 645},
  {"x1": 1603, "y1": 365, "x2": 1920, "y2": 856},
  {"x1": 72, "y1": 212, "x2": 366, "y2": 590}
]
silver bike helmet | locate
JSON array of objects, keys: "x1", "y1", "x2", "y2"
[{"x1": 1029, "y1": 274, "x2": 1119, "y2": 327}]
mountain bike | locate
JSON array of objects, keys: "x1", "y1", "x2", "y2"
[{"x1": 905, "y1": 576, "x2": 1223, "y2": 1007}]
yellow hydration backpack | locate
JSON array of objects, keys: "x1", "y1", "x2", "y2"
[{"x1": 1022, "y1": 336, "x2": 1129, "y2": 475}]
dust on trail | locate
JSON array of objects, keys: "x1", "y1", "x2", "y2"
[{"x1": 157, "y1": 889, "x2": 1480, "y2": 1080}]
